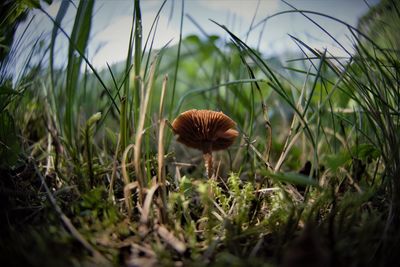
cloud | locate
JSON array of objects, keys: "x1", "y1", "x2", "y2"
[
  {"x1": 199, "y1": 0, "x2": 280, "y2": 21},
  {"x1": 91, "y1": 12, "x2": 179, "y2": 68}
]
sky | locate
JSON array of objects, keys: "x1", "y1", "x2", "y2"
[{"x1": 16, "y1": 0, "x2": 379, "y2": 71}]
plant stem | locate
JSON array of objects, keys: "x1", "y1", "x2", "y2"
[{"x1": 204, "y1": 152, "x2": 213, "y2": 179}]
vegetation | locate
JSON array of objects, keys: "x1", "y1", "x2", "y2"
[{"x1": 1, "y1": 0, "x2": 399, "y2": 266}]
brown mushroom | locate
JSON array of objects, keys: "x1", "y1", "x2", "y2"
[{"x1": 172, "y1": 109, "x2": 239, "y2": 178}]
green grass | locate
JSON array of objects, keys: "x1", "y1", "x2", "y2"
[{"x1": 1, "y1": 0, "x2": 399, "y2": 266}]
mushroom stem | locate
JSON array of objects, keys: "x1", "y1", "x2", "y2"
[{"x1": 203, "y1": 152, "x2": 213, "y2": 179}]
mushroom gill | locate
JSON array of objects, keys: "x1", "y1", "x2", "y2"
[{"x1": 172, "y1": 109, "x2": 239, "y2": 178}]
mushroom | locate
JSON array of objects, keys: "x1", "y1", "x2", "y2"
[{"x1": 172, "y1": 109, "x2": 239, "y2": 178}]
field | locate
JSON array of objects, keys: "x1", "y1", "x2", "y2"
[{"x1": 1, "y1": 0, "x2": 399, "y2": 266}]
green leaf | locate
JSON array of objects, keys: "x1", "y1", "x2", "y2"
[
  {"x1": 0, "y1": 111, "x2": 20, "y2": 169},
  {"x1": 264, "y1": 170, "x2": 319, "y2": 187},
  {"x1": 0, "y1": 83, "x2": 20, "y2": 112},
  {"x1": 86, "y1": 112, "x2": 102, "y2": 128},
  {"x1": 351, "y1": 143, "x2": 380, "y2": 161},
  {"x1": 64, "y1": 0, "x2": 94, "y2": 144},
  {"x1": 326, "y1": 150, "x2": 351, "y2": 172}
]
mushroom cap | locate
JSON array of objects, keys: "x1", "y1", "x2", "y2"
[{"x1": 172, "y1": 109, "x2": 239, "y2": 153}]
